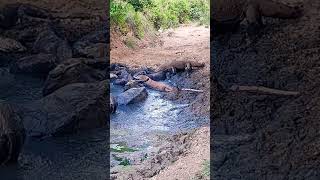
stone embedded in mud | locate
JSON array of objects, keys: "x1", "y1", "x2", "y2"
[
  {"x1": 0, "y1": 102, "x2": 26, "y2": 165},
  {"x1": 73, "y1": 30, "x2": 109, "y2": 58},
  {"x1": 32, "y1": 29, "x2": 72, "y2": 62},
  {"x1": 116, "y1": 87, "x2": 148, "y2": 105},
  {"x1": 42, "y1": 58, "x2": 106, "y2": 96},
  {"x1": 22, "y1": 81, "x2": 108, "y2": 137},
  {"x1": 0, "y1": 36, "x2": 26, "y2": 53},
  {"x1": 10, "y1": 53, "x2": 57, "y2": 76}
]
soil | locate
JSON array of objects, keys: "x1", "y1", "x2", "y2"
[
  {"x1": 212, "y1": 0, "x2": 320, "y2": 179},
  {"x1": 111, "y1": 24, "x2": 210, "y2": 179}
]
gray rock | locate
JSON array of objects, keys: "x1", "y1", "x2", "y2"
[
  {"x1": 43, "y1": 58, "x2": 106, "y2": 96},
  {"x1": 110, "y1": 96, "x2": 117, "y2": 114},
  {"x1": 10, "y1": 53, "x2": 57, "y2": 75},
  {"x1": 32, "y1": 29, "x2": 72, "y2": 62},
  {"x1": 0, "y1": 102, "x2": 25, "y2": 165},
  {"x1": 22, "y1": 81, "x2": 108, "y2": 137},
  {"x1": 116, "y1": 87, "x2": 148, "y2": 105},
  {"x1": 73, "y1": 30, "x2": 108, "y2": 58},
  {"x1": 0, "y1": 36, "x2": 26, "y2": 53}
]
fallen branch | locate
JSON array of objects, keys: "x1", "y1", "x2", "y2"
[{"x1": 229, "y1": 85, "x2": 300, "y2": 96}]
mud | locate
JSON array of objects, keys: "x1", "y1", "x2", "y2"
[{"x1": 212, "y1": 0, "x2": 320, "y2": 179}]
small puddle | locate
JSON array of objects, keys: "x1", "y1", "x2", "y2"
[{"x1": 110, "y1": 83, "x2": 208, "y2": 166}]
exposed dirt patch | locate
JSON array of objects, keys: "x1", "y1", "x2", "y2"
[{"x1": 212, "y1": 0, "x2": 320, "y2": 179}]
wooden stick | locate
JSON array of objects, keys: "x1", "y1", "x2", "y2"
[
  {"x1": 230, "y1": 85, "x2": 300, "y2": 96},
  {"x1": 180, "y1": 88, "x2": 204, "y2": 93}
]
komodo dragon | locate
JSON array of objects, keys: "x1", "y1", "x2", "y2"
[
  {"x1": 212, "y1": 0, "x2": 304, "y2": 35},
  {"x1": 134, "y1": 75, "x2": 203, "y2": 93},
  {"x1": 157, "y1": 60, "x2": 205, "y2": 74}
]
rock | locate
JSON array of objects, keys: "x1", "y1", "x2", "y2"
[
  {"x1": 0, "y1": 68, "x2": 14, "y2": 89},
  {"x1": 16, "y1": 4, "x2": 52, "y2": 25},
  {"x1": 124, "y1": 80, "x2": 143, "y2": 91},
  {"x1": 148, "y1": 71, "x2": 166, "y2": 81},
  {"x1": 10, "y1": 53, "x2": 57, "y2": 75},
  {"x1": 116, "y1": 87, "x2": 148, "y2": 105},
  {"x1": 52, "y1": 14, "x2": 105, "y2": 43},
  {"x1": 110, "y1": 73, "x2": 118, "y2": 79},
  {"x1": 0, "y1": 4, "x2": 19, "y2": 29},
  {"x1": 0, "y1": 3, "x2": 51, "y2": 29},
  {"x1": 0, "y1": 102, "x2": 25, "y2": 165},
  {"x1": 110, "y1": 96, "x2": 117, "y2": 114},
  {"x1": 73, "y1": 30, "x2": 108, "y2": 58},
  {"x1": 0, "y1": 36, "x2": 26, "y2": 53},
  {"x1": 32, "y1": 29, "x2": 72, "y2": 62},
  {"x1": 22, "y1": 81, "x2": 108, "y2": 137},
  {"x1": 113, "y1": 69, "x2": 133, "y2": 86},
  {"x1": 42, "y1": 58, "x2": 106, "y2": 96}
]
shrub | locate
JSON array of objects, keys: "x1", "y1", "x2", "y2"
[{"x1": 110, "y1": 0, "x2": 210, "y2": 37}]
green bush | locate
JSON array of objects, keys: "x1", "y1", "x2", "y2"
[{"x1": 110, "y1": 0, "x2": 209, "y2": 38}]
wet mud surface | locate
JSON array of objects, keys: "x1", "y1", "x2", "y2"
[
  {"x1": 110, "y1": 82, "x2": 208, "y2": 167},
  {"x1": 212, "y1": 0, "x2": 320, "y2": 179}
]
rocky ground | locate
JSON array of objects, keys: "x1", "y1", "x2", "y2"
[
  {"x1": 212, "y1": 0, "x2": 320, "y2": 179},
  {"x1": 0, "y1": 1, "x2": 109, "y2": 179},
  {"x1": 110, "y1": 25, "x2": 210, "y2": 179}
]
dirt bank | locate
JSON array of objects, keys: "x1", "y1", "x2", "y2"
[
  {"x1": 212, "y1": 0, "x2": 320, "y2": 179},
  {"x1": 111, "y1": 127, "x2": 210, "y2": 180}
]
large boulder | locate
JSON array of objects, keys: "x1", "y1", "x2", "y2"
[
  {"x1": 0, "y1": 3, "x2": 51, "y2": 29},
  {"x1": 32, "y1": 29, "x2": 72, "y2": 62},
  {"x1": 0, "y1": 4, "x2": 19, "y2": 29},
  {"x1": 0, "y1": 102, "x2": 25, "y2": 165},
  {"x1": 0, "y1": 36, "x2": 26, "y2": 53},
  {"x1": 22, "y1": 81, "x2": 108, "y2": 137},
  {"x1": 116, "y1": 87, "x2": 148, "y2": 105},
  {"x1": 10, "y1": 53, "x2": 57, "y2": 76},
  {"x1": 73, "y1": 30, "x2": 108, "y2": 58},
  {"x1": 42, "y1": 58, "x2": 106, "y2": 96}
]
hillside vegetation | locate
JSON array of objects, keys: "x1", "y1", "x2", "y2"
[{"x1": 110, "y1": 0, "x2": 209, "y2": 39}]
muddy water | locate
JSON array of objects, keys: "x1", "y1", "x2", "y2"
[
  {"x1": 0, "y1": 72, "x2": 109, "y2": 179},
  {"x1": 110, "y1": 83, "x2": 208, "y2": 166}
]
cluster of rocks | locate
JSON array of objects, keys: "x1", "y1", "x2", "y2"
[
  {"x1": 0, "y1": 3, "x2": 108, "y2": 165},
  {"x1": 110, "y1": 63, "x2": 172, "y2": 113}
]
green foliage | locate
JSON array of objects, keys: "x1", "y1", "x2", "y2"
[
  {"x1": 201, "y1": 160, "x2": 210, "y2": 177},
  {"x1": 119, "y1": 158, "x2": 131, "y2": 166},
  {"x1": 110, "y1": 0, "x2": 210, "y2": 37},
  {"x1": 111, "y1": 144, "x2": 139, "y2": 153},
  {"x1": 112, "y1": 154, "x2": 132, "y2": 166}
]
